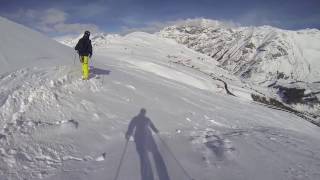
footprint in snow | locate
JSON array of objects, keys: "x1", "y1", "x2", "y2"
[
  {"x1": 0, "y1": 133, "x2": 6, "y2": 139},
  {"x1": 191, "y1": 130, "x2": 236, "y2": 162},
  {"x1": 63, "y1": 152, "x2": 107, "y2": 162},
  {"x1": 56, "y1": 119, "x2": 79, "y2": 128},
  {"x1": 95, "y1": 152, "x2": 107, "y2": 162}
]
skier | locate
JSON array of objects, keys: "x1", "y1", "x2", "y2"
[
  {"x1": 75, "y1": 30, "x2": 93, "y2": 80},
  {"x1": 126, "y1": 108, "x2": 170, "y2": 180}
]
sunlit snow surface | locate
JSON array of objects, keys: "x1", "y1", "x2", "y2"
[{"x1": 1, "y1": 17, "x2": 320, "y2": 180}]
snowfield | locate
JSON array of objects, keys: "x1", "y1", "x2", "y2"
[{"x1": 1, "y1": 17, "x2": 320, "y2": 180}]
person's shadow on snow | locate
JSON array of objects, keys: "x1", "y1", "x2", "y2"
[
  {"x1": 125, "y1": 108, "x2": 170, "y2": 180},
  {"x1": 90, "y1": 66, "x2": 111, "y2": 75},
  {"x1": 89, "y1": 66, "x2": 111, "y2": 79}
]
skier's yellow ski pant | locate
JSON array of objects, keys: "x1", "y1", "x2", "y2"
[{"x1": 81, "y1": 56, "x2": 89, "y2": 80}]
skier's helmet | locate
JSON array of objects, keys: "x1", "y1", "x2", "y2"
[
  {"x1": 84, "y1": 30, "x2": 90, "y2": 37},
  {"x1": 140, "y1": 108, "x2": 146, "y2": 115}
]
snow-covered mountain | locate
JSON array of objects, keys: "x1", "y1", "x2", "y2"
[
  {"x1": 158, "y1": 18, "x2": 320, "y2": 119},
  {"x1": 1, "y1": 17, "x2": 320, "y2": 180},
  {"x1": 159, "y1": 19, "x2": 320, "y2": 84}
]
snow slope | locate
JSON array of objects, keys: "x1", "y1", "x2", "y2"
[
  {"x1": 1, "y1": 17, "x2": 320, "y2": 180},
  {"x1": 57, "y1": 19, "x2": 320, "y2": 119},
  {"x1": 0, "y1": 17, "x2": 73, "y2": 74}
]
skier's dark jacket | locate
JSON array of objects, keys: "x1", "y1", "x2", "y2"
[{"x1": 75, "y1": 35, "x2": 92, "y2": 57}]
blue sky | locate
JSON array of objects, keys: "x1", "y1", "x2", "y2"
[{"x1": 1, "y1": 0, "x2": 319, "y2": 36}]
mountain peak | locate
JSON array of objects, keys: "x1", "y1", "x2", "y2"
[{"x1": 163, "y1": 18, "x2": 237, "y2": 31}]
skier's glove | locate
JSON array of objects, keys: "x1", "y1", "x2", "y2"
[{"x1": 89, "y1": 53, "x2": 92, "y2": 58}]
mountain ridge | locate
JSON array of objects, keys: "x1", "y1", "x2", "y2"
[{"x1": 158, "y1": 18, "x2": 320, "y2": 84}]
